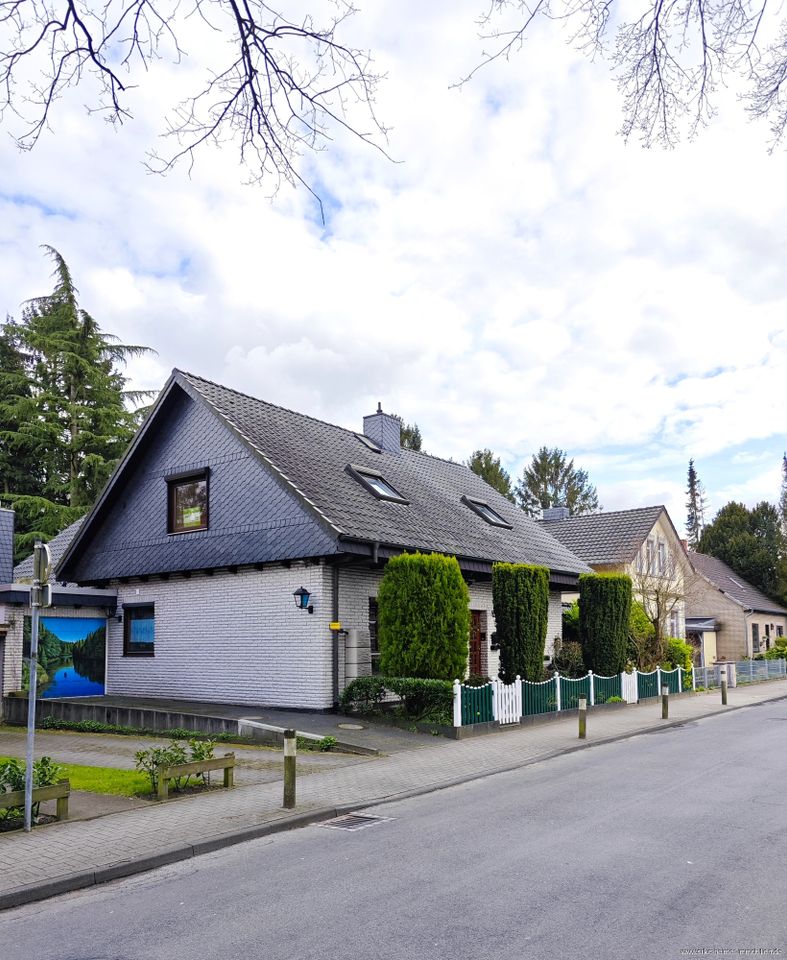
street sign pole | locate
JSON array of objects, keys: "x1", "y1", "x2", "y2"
[{"x1": 24, "y1": 541, "x2": 51, "y2": 833}]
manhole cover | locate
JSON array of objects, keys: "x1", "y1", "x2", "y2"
[
  {"x1": 337, "y1": 722, "x2": 364, "y2": 730},
  {"x1": 319, "y1": 814, "x2": 392, "y2": 831}
]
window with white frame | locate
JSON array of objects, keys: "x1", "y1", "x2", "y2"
[{"x1": 657, "y1": 540, "x2": 667, "y2": 575}]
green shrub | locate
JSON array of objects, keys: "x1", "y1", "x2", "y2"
[
  {"x1": 463, "y1": 674, "x2": 491, "y2": 687},
  {"x1": 0, "y1": 756, "x2": 64, "y2": 820},
  {"x1": 551, "y1": 639, "x2": 585, "y2": 678},
  {"x1": 627, "y1": 600, "x2": 657, "y2": 668},
  {"x1": 492, "y1": 562, "x2": 549, "y2": 683},
  {"x1": 606, "y1": 696, "x2": 625, "y2": 703},
  {"x1": 134, "y1": 739, "x2": 215, "y2": 794},
  {"x1": 562, "y1": 601, "x2": 580, "y2": 642},
  {"x1": 378, "y1": 552, "x2": 470, "y2": 680},
  {"x1": 764, "y1": 638, "x2": 787, "y2": 660},
  {"x1": 340, "y1": 675, "x2": 453, "y2": 725},
  {"x1": 580, "y1": 573, "x2": 632, "y2": 676}
]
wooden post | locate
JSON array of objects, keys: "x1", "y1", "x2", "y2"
[
  {"x1": 578, "y1": 697, "x2": 587, "y2": 739},
  {"x1": 661, "y1": 685, "x2": 669, "y2": 720},
  {"x1": 283, "y1": 729, "x2": 297, "y2": 809},
  {"x1": 720, "y1": 667, "x2": 728, "y2": 706},
  {"x1": 56, "y1": 791, "x2": 69, "y2": 821}
]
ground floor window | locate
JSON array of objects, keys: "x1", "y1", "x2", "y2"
[
  {"x1": 124, "y1": 604, "x2": 155, "y2": 656},
  {"x1": 368, "y1": 598, "x2": 380, "y2": 674},
  {"x1": 752, "y1": 623, "x2": 760, "y2": 655}
]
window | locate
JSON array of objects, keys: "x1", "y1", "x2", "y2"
[
  {"x1": 369, "y1": 597, "x2": 380, "y2": 674},
  {"x1": 461, "y1": 495, "x2": 512, "y2": 529},
  {"x1": 646, "y1": 539, "x2": 656, "y2": 574},
  {"x1": 168, "y1": 472, "x2": 208, "y2": 533},
  {"x1": 778, "y1": 626, "x2": 784, "y2": 638},
  {"x1": 657, "y1": 540, "x2": 667, "y2": 575},
  {"x1": 765, "y1": 623, "x2": 771, "y2": 650},
  {"x1": 347, "y1": 464, "x2": 408, "y2": 503},
  {"x1": 354, "y1": 433, "x2": 381, "y2": 453},
  {"x1": 124, "y1": 604, "x2": 155, "y2": 656},
  {"x1": 669, "y1": 610, "x2": 680, "y2": 637},
  {"x1": 752, "y1": 623, "x2": 760, "y2": 655}
]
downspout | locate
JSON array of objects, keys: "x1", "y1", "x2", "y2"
[{"x1": 332, "y1": 565, "x2": 340, "y2": 708}]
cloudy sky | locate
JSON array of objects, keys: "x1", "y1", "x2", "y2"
[{"x1": 1, "y1": 0, "x2": 785, "y2": 533}]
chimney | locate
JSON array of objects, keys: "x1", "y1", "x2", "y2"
[
  {"x1": 542, "y1": 506, "x2": 570, "y2": 521},
  {"x1": 0, "y1": 508, "x2": 14, "y2": 584},
  {"x1": 362, "y1": 403, "x2": 401, "y2": 452}
]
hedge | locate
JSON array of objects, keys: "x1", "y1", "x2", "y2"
[
  {"x1": 340, "y1": 676, "x2": 453, "y2": 724},
  {"x1": 492, "y1": 562, "x2": 549, "y2": 683},
  {"x1": 378, "y1": 552, "x2": 469, "y2": 680},
  {"x1": 579, "y1": 573, "x2": 632, "y2": 675}
]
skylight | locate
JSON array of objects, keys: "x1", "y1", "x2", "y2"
[
  {"x1": 347, "y1": 464, "x2": 409, "y2": 504},
  {"x1": 355, "y1": 433, "x2": 381, "y2": 453},
  {"x1": 461, "y1": 495, "x2": 512, "y2": 528}
]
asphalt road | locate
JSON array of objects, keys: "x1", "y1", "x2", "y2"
[{"x1": 2, "y1": 700, "x2": 785, "y2": 960}]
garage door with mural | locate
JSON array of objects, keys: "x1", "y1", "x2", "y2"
[{"x1": 23, "y1": 616, "x2": 106, "y2": 697}]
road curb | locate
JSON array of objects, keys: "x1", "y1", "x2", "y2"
[{"x1": 1, "y1": 688, "x2": 784, "y2": 912}]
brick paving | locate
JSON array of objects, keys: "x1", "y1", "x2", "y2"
[{"x1": 1, "y1": 681, "x2": 785, "y2": 906}]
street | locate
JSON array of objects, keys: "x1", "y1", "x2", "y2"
[{"x1": 1, "y1": 699, "x2": 785, "y2": 960}]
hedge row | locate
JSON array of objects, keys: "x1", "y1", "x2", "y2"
[{"x1": 339, "y1": 675, "x2": 453, "y2": 725}]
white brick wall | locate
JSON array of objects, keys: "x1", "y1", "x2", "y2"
[{"x1": 109, "y1": 563, "x2": 335, "y2": 709}]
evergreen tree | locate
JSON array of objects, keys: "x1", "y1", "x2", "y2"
[
  {"x1": 391, "y1": 415, "x2": 422, "y2": 452},
  {"x1": 492, "y1": 562, "x2": 550, "y2": 682},
  {"x1": 0, "y1": 320, "x2": 37, "y2": 498},
  {"x1": 579, "y1": 573, "x2": 632, "y2": 675},
  {"x1": 698, "y1": 501, "x2": 786, "y2": 602},
  {"x1": 0, "y1": 246, "x2": 153, "y2": 559},
  {"x1": 780, "y1": 453, "x2": 787, "y2": 537},
  {"x1": 515, "y1": 446, "x2": 600, "y2": 518},
  {"x1": 685, "y1": 458, "x2": 707, "y2": 548},
  {"x1": 467, "y1": 449, "x2": 515, "y2": 502}
]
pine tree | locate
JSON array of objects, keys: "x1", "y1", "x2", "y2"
[
  {"x1": 685, "y1": 459, "x2": 707, "y2": 548},
  {"x1": 515, "y1": 446, "x2": 599, "y2": 517},
  {"x1": 0, "y1": 246, "x2": 154, "y2": 559},
  {"x1": 391, "y1": 414, "x2": 422, "y2": 452},
  {"x1": 467, "y1": 449, "x2": 515, "y2": 502}
]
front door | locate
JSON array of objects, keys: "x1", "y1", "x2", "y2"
[{"x1": 469, "y1": 611, "x2": 484, "y2": 677}]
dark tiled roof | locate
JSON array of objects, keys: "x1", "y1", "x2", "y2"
[
  {"x1": 539, "y1": 506, "x2": 665, "y2": 565},
  {"x1": 178, "y1": 371, "x2": 590, "y2": 575},
  {"x1": 14, "y1": 517, "x2": 85, "y2": 583},
  {"x1": 690, "y1": 552, "x2": 787, "y2": 615}
]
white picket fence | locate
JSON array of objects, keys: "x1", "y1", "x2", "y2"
[{"x1": 492, "y1": 677, "x2": 522, "y2": 724}]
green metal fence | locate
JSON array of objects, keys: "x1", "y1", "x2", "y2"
[
  {"x1": 559, "y1": 675, "x2": 591, "y2": 709},
  {"x1": 522, "y1": 678, "x2": 557, "y2": 716},
  {"x1": 660, "y1": 668, "x2": 681, "y2": 694},
  {"x1": 637, "y1": 670, "x2": 659, "y2": 700},
  {"x1": 461, "y1": 683, "x2": 494, "y2": 725},
  {"x1": 592, "y1": 673, "x2": 622, "y2": 703}
]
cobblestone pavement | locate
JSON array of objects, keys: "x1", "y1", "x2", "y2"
[{"x1": 1, "y1": 681, "x2": 785, "y2": 906}]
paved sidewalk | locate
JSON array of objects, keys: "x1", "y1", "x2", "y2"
[{"x1": 2, "y1": 681, "x2": 785, "y2": 910}]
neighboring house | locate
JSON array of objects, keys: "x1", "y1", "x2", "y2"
[
  {"x1": 685, "y1": 552, "x2": 787, "y2": 663},
  {"x1": 540, "y1": 505, "x2": 693, "y2": 639},
  {"x1": 17, "y1": 369, "x2": 593, "y2": 711}
]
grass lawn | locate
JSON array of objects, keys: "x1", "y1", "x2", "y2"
[{"x1": 0, "y1": 756, "x2": 150, "y2": 798}]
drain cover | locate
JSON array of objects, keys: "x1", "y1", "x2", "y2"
[
  {"x1": 320, "y1": 813, "x2": 391, "y2": 831},
  {"x1": 337, "y1": 722, "x2": 364, "y2": 730}
]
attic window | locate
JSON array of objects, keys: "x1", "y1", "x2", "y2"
[
  {"x1": 167, "y1": 470, "x2": 209, "y2": 534},
  {"x1": 462, "y1": 495, "x2": 512, "y2": 529},
  {"x1": 347, "y1": 464, "x2": 408, "y2": 504},
  {"x1": 355, "y1": 433, "x2": 382, "y2": 453}
]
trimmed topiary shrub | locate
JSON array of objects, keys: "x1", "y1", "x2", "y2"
[
  {"x1": 492, "y1": 563, "x2": 550, "y2": 683},
  {"x1": 378, "y1": 552, "x2": 470, "y2": 680},
  {"x1": 580, "y1": 573, "x2": 632, "y2": 675},
  {"x1": 340, "y1": 676, "x2": 453, "y2": 724}
]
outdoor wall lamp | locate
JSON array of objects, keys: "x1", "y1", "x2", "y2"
[{"x1": 293, "y1": 587, "x2": 314, "y2": 614}]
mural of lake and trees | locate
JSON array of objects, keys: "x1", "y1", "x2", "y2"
[{"x1": 23, "y1": 617, "x2": 106, "y2": 698}]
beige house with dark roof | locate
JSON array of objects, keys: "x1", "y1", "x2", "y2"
[
  {"x1": 540, "y1": 505, "x2": 693, "y2": 640},
  {"x1": 686, "y1": 552, "x2": 787, "y2": 662}
]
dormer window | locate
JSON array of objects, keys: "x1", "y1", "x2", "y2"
[
  {"x1": 167, "y1": 470, "x2": 209, "y2": 534},
  {"x1": 347, "y1": 464, "x2": 408, "y2": 504},
  {"x1": 462, "y1": 495, "x2": 512, "y2": 528},
  {"x1": 354, "y1": 433, "x2": 382, "y2": 453}
]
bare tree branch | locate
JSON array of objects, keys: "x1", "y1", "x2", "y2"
[{"x1": 0, "y1": 0, "x2": 389, "y2": 196}]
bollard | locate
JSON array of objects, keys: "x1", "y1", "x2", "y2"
[
  {"x1": 283, "y1": 729, "x2": 296, "y2": 809},
  {"x1": 578, "y1": 697, "x2": 587, "y2": 739},
  {"x1": 661, "y1": 685, "x2": 669, "y2": 720},
  {"x1": 720, "y1": 667, "x2": 728, "y2": 706}
]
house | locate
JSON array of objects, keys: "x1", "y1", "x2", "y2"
[
  {"x1": 0, "y1": 513, "x2": 116, "y2": 708},
  {"x1": 4, "y1": 370, "x2": 590, "y2": 711},
  {"x1": 539, "y1": 504, "x2": 693, "y2": 639},
  {"x1": 685, "y1": 552, "x2": 787, "y2": 663}
]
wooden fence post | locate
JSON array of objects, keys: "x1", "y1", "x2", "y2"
[
  {"x1": 661, "y1": 685, "x2": 669, "y2": 719},
  {"x1": 283, "y1": 729, "x2": 297, "y2": 809},
  {"x1": 720, "y1": 667, "x2": 728, "y2": 706},
  {"x1": 578, "y1": 697, "x2": 587, "y2": 739}
]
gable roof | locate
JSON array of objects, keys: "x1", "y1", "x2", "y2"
[
  {"x1": 539, "y1": 505, "x2": 668, "y2": 565},
  {"x1": 14, "y1": 517, "x2": 85, "y2": 584},
  {"x1": 690, "y1": 552, "x2": 787, "y2": 616},
  {"x1": 58, "y1": 369, "x2": 590, "y2": 580}
]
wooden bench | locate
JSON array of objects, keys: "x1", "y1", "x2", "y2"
[
  {"x1": 1, "y1": 779, "x2": 71, "y2": 821},
  {"x1": 156, "y1": 753, "x2": 235, "y2": 801}
]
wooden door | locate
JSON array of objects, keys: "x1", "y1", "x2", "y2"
[{"x1": 469, "y1": 611, "x2": 484, "y2": 676}]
